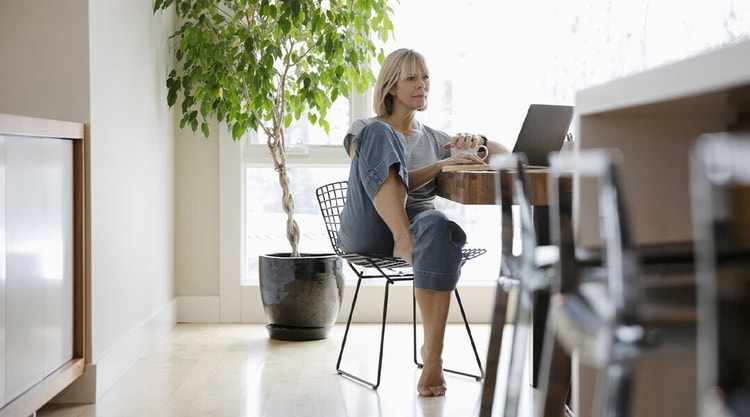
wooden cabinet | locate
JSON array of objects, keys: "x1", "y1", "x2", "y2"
[{"x1": 0, "y1": 114, "x2": 85, "y2": 417}]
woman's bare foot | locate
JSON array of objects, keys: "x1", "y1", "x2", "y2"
[{"x1": 418, "y1": 345, "x2": 447, "y2": 396}]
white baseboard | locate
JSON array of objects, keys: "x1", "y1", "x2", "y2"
[{"x1": 177, "y1": 295, "x2": 221, "y2": 322}]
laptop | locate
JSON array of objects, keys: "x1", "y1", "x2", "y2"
[{"x1": 512, "y1": 104, "x2": 574, "y2": 166}]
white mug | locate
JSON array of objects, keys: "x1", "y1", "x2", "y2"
[{"x1": 451, "y1": 144, "x2": 488, "y2": 161}]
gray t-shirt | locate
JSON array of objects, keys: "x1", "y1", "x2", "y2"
[{"x1": 345, "y1": 117, "x2": 451, "y2": 214}]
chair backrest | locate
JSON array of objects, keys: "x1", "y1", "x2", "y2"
[
  {"x1": 691, "y1": 132, "x2": 750, "y2": 414},
  {"x1": 490, "y1": 152, "x2": 546, "y2": 290},
  {"x1": 548, "y1": 148, "x2": 641, "y2": 327},
  {"x1": 315, "y1": 181, "x2": 349, "y2": 257},
  {"x1": 315, "y1": 180, "x2": 484, "y2": 272}
]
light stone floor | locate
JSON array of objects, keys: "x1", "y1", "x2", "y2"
[{"x1": 37, "y1": 323, "x2": 539, "y2": 417}]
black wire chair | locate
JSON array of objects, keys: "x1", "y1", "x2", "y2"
[{"x1": 315, "y1": 180, "x2": 486, "y2": 390}]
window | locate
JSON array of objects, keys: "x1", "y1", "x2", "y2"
[{"x1": 243, "y1": 98, "x2": 354, "y2": 284}]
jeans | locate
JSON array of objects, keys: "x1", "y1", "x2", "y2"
[{"x1": 339, "y1": 121, "x2": 467, "y2": 291}]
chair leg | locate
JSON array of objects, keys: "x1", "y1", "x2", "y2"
[
  {"x1": 540, "y1": 334, "x2": 572, "y2": 417},
  {"x1": 412, "y1": 288, "x2": 485, "y2": 381},
  {"x1": 532, "y1": 288, "x2": 552, "y2": 387},
  {"x1": 503, "y1": 286, "x2": 534, "y2": 417},
  {"x1": 336, "y1": 275, "x2": 392, "y2": 390},
  {"x1": 539, "y1": 304, "x2": 573, "y2": 417},
  {"x1": 453, "y1": 288, "x2": 485, "y2": 381},
  {"x1": 479, "y1": 283, "x2": 511, "y2": 417},
  {"x1": 598, "y1": 358, "x2": 633, "y2": 417},
  {"x1": 336, "y1": 277, "x2": 360, "y2": 372},
  {"x1": 413, "y1": 287, "x2": 419, "y2": 367}
]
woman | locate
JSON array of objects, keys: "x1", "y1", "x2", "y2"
[{"x1": 338, "y1": 48, "x2": 509, "y2": 396}]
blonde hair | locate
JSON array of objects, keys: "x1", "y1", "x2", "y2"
[{"x1": 373, "y1": 48, "x2": 429, "y2": 116}]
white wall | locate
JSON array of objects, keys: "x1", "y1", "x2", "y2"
[
  {"x1": 0, "y1": 0, "x2": 176, "y2": 402},
  {"x1": 83, "y1": 0, "x2": 176, "y2": 400},
  {"x1": 0, "y1": 1, "x2": 89, "y2": 122},
  {"x1": 174, "y1": 126, "x2": 220, "y2": 297}
]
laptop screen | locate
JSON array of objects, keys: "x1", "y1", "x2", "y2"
[{"x1": 511, "y1": 104, "x2": 574, "y2": 166}]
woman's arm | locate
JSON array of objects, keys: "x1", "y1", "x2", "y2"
[
  {"x1": 345, "y1": 134, "x2": 355, "y2": 157},
  {"x1": 480, "y1": 136, "x2": 511, "y2": 159},
  {"x1": 407, "y1": 150, "x2": 486, "y2": 192},
  {"x1": 408, "y1": 134, "x2": 511, "y2": 192}
]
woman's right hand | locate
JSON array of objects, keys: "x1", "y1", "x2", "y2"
[{"x1": 442, "y1": 151, "x2": 486, "y2": 166}]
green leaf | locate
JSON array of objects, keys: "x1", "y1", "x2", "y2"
[
  {"x1": 231, "y1": 121, "x2": 245, "y2": 140},
  {"x1": 189, "y1": 114, "x2": 198, "y2": 132},
  {"x1": 167, "y1": 89, "x2": 177, "y2": 107}
]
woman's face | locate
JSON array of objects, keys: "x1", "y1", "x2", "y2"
[{"x1": 388, "y1": 68, "x2": 430, "y2": 111}]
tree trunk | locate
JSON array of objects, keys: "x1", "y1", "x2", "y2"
[{"x1": 269, "y1": 138, "x2": 300, "y2": 257}]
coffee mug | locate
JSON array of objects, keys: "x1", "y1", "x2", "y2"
[{"x1": 451, "y1": 144, "x2": 488, "y2": 161}]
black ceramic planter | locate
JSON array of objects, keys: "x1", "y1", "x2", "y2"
[{"x1": 258, "y1": 253, "x2": 344, "y2": 341}]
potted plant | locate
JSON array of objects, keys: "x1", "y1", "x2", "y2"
[{"x1": 154, "y1": 0, "x2": 394, "y2": 340}]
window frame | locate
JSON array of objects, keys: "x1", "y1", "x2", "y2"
[{"x1": 243, "y1": 89, "x2": 371, "y2": 168}]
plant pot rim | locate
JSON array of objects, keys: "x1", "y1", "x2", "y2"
[{"x1": 260, "y1": 252, "x2": 338, "y2": 259}]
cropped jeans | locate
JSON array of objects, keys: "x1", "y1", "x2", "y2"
[{"x1": 338, "y1": 121, "x2": 467, "y2": 291}]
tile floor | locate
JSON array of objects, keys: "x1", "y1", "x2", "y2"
[{"x1": 37, "y1": 323, "x2": 539, "y2": 417}]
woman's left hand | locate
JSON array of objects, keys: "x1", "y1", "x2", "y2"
[{"x1": 445, "y1": 132, "x2": 483, "y2": 150}]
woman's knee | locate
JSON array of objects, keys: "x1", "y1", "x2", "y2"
[{"x1": 411, "y1": 211, "x2": 467, "y2": 246}]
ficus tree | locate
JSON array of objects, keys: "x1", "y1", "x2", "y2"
[{"x1": 154, "y1": 0, "x2": 395, "y2": 257}]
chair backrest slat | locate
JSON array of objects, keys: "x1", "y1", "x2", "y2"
[{"x1": 315, "y1": 180, "x2": 349, "y2": 257}]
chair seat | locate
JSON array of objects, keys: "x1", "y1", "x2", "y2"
[
  {"x1": 342, "y1": 247, "x2": 486, "y2": 271},
  {"x1": 340, "y1": 253, "x2": 411, "y2": 271}
]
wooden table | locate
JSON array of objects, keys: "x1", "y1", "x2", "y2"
[
  {"x1": 437, "y1": 167, "x2": 554, "y2": 206},
  {"x1": 438, "y1": 166, "x2": 558, "y2": 247}
]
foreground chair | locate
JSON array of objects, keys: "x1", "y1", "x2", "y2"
[
  {"x1": 691, "y1": 132, "x2": 750, "y2": 417},
  {"x1": 315, "y1": 180, "x2": 486, "y2": 390},
  {"x1": 540, "y1": 149, "x2": 696, "y2": 417},
  {"x1": 479, "y1": 153, "x2": 559, "y2": 417}
]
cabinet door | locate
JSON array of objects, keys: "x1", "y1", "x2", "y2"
[
  {"x1": 5, "y1": 136, "x2": 73, "y2": 401},
  {"x1": 0, "y1": 136, "x2": 5, "y2": 408}
]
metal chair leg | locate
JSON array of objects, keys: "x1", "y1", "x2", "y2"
[
  {"x1": 339, "y1": 271, "x2": 484, "y2": 389},
  {"x1": 412, "y1": 288, "x2": 485, "y2": 381},
  {"x1": 336, "y1": 275, "x2": 392, "y2": 390},
  {"x1": 336, "y1": 277, "x2": 360, "y2": 372},
  {"x1": 453, "y1": 288, "x2": 485, "y2": 380}
]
